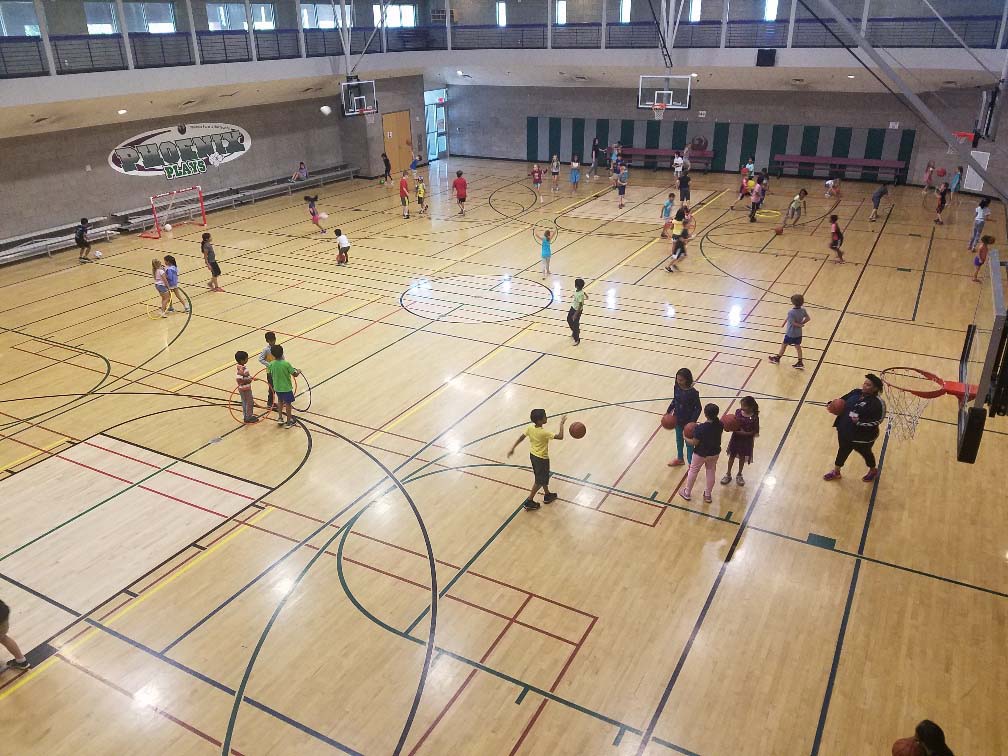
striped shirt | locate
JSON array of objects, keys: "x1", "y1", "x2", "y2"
[{"x1": 236, "y1": 363, "x2": 253, "y2": 392}]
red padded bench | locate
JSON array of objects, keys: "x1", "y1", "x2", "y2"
[{"x1": 771, "y1": 154, "x2": 906, "y2": 183}]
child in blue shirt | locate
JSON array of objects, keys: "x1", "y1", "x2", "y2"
[
  {"x1": 533, "y1": 228, "x2": 555, "y2": 279},
  {"x1": 163, "y1": 255, "x2": 189, "y2": 313}
]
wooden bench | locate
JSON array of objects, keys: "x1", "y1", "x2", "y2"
[
  {"x1": 617, "y1": 147, "x2": 714, "y2": 173},
  {"x1": 771, "y1": 154, "x2": 906, "y2": 183}
]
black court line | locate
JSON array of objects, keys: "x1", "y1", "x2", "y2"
[{"x1": 911, "y1": 226, "x2": 935, "y2": 321}]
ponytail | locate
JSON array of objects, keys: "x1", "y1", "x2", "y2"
[{"x1": 915, "y1": 721, "x2": 954, "y2": 756}]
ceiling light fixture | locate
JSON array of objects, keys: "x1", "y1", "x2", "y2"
[
  {"x1": 456, "y1": 69, "x2": 463, "y2": 76},
  {"x1": 847, "y1": 74, "x2": 855, "y2": 79},
  {"x1": 117, "y1": 109, "x2": 128, "y2": 115},
  {"x1": 691, "y1": 72, "x2": 699, "y2": 78}
]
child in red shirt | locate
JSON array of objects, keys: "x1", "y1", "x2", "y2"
[
  {"x1": 235, "y1": 350, "x2": 258, "y2": 423},
  {"x1": 452, "y1": 170, "x2": 467, "y2": 215},
  {"x1": 399, "y1": 171, "x2": 410, "y2": 219}
]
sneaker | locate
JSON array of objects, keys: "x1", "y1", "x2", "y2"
[
  {"x1": 736, "y1": 473, "x2": 745, "y2": 486},
  {"x1": 168, "y1": 306, "x2": 175, "y2": 312},
  {"x1": 823, "y1": 470, "x2": 842, "y2": 481},
  {"x1": 6, "y1": 658, "x2": 30, "y2": 670},
  {"x1": 243, "y1": 417, "x2": 260, "y2": 424},
  {"x1": 678, "y1": 489, "x2": 691, "y2": 502},
  {"x1": 667, "y1": 458, "x2": 685, "y2": 467},
  {"x1": 702, "y1": 493, "x2": 712, "y2": 504},
  {"x1": 793, "y1": 361, "x2": 805, "y2": 370},
  {"x1": 159, "y1": 310, "x2": 168, "y2": 318},
  {"x1": 665, "y1": 266, "x2": 674, "y2": 273},
  {"x1": 523, "y1": 499, "x2": 541, "y2": 511},
  {"x1": 768, "y1": 355, "x2": 781, "y2": 364},
  {"x1": 214, "y1": 287, "x2": 225, "y2": 292},
  {"x1": 543, "y1": 492, "x2": 558, "y2": 504},
  {"x1": 284, "y1": 420, "x2": 296, "y2": 428},
  {"x1": 862, "y1": 468, "x2": 878, "y2": 483},
  {"x1": 276, "y1": 416, "x2": 286, "y2": 425},
  {"x1": 573, "y1": 339, "x2": 580, "y2": 346},
  {"x1": 720, "y1": 474, "x2": 732, "y2": 485}
]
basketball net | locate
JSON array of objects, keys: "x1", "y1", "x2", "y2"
[
  {"x1": 652, "y1": 103, "x2": 667, "y2": 121},
  {"x1": 880, "y1": 367, "x2": 975, "y2": 441}
]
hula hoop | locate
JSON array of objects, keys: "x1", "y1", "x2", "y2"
[
  {"x1": 146, "y1": 289, "x2": 174, "y2": 320},
  {"x1": 292, "y1": 371, "x2": 312, "y2": 413},
  {"x1": 227, "y1": 382, "x2": 271, "y2": 424},
  {"x1": 755, "y1": 209, "x2": 781, "y2": 218}
]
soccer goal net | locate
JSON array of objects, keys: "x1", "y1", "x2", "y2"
[{"x1": 139, "y1": 185, "x2": 207, "y2": 239}]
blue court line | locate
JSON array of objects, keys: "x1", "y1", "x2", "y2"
[{"x1": 809, "y1": 427, "x2": 891, "y2": 755}]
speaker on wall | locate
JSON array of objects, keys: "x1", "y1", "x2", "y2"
[{"x1": 756, "y1": 49, "x2": 777, "y2": 67}]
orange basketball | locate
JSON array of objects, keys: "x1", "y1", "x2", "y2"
[
  {"x1": 661, "y1": 412, "x2": 677, "y2": 429},
  {"x1": 721, "y1": 412, "x2": 741, "y2": 432},
  {"x1": 827, "y1": 398, "x2": 846, "y2": 415},
  {"x1": 569, "y1": 421, "x2": 586, "y2": 439},
  {"x1": 683, "y1": 421, "x2": 697, "y2": 439},
  {"x1": 774, "y1": 225, "x2": 784, "y2": 235}
]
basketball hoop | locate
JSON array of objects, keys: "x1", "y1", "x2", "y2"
[
  {"x1": 879, "y1": 367, "x2": 977, "y2": 441},
  {"x1": 949, "y1": 131, "x2": 973, "y2": 154},
  {"x1": 363, "y1": 108, "x2": 377, "y2": 125},
  {"x1": 652, "y1": 103, "x2": 667, "y2": 121}
]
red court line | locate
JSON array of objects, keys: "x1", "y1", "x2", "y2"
[
  {"x1": 407, "y1": 595, "x2": 533, "y2": 755},
  {"x1": 55, "y1": 653, "x2": 245, "y2": 755}
]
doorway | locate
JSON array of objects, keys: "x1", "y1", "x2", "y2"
[
  {"x1": 424, "y1": 89, "x2": 448, "y2": 162},
  {"x1": 381, "y1": 110, "x2": 413, "y2": 175}
]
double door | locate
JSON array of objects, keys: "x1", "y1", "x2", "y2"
[{"x1": 381, "y1": 110, "x2": 414, "y2": 175}]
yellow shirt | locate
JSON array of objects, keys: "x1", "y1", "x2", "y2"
[{"x1": 525, "y1": 424, "x2": 553, "y2": 459}]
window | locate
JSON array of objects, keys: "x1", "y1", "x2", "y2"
[
  {"x1": 206, "y1": 2, "x2": 246, "y2": 31},
  {"x1": 373, "y1": 4, "x2": 415, "y2": 28},
  {"x1": 763, "y1": 0, "x2": 779, "y2": 21},
  {"x1": 123, "y1": 3, "x2": 176, "y2": 33},
  {"x1": 689, "y1": 0, "x2": 700, "y2": 23},
  {"x1": 0, "y1": 1, "x2": 40, "y2": 36},
  {"x1": 555, "y1": 0, "x2": 566, "y2": 25},
  {"x1": 496, "y1": 1, "x2": 506, "y2": 26},
  {"x1": 85, "y1": 1, "x2": 119, "y2": 34},
  {"x1": 301, "y1": 2, "x2": 350, "y2": 28},
  {"x1": 251, "y1": 2, "x2": 274, "y2": 30},
  {"x1": 619, "y1": 0, "x2": 630, "y2": 23}
]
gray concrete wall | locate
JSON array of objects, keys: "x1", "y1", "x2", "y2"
[{"x1": 41, "y1": 0, "x2": 88, "y2": 35}]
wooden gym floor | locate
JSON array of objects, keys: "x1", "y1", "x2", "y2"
[{"x1": 0, "y1": 158, "x2": 1005, "y2": 755}]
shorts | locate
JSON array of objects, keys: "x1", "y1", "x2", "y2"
[
  {"x1": 155, "y1": 284, "x2": 169, "y2": 294},
  {"x1": 410, "y1": 159, "x2": 418, "y2": 170},
  {"x1": 786, "y1": 206, "x2": 801, "y2": 220},
  {"x1": 680, "y1": 189, "x2": 691, "y2": 202},
  {"x1": 936, "y1": 202, "x2": 946, "y2": 213},
  {"x1": 830, "y1": 238, "x2": 841, "y2": 250},
  {"x1": 974, "y1": 255, "x2": 982, "y2": 267},
  {"x1": 617, "y1": 185, "x2": 626, "y2": 196},
  {"x1": 530, "y1": 453, "x2": 550, "y2": 487},
  {"x1": 76, "y1": 240, "x2": 89, "y2": 249},
  {"x1": 872, "y1": 198, "x2": 882, "y2": 210},
  {"x1": 783, "y1": 335, "x2": 802, "y2": 345},
  {"x1": 533, "y1": 181, "x2": 541, "y2": 189},
  {"x1": 401, "y1": 196, "x2": 409, "y2": 206},
  {"x1": 570, "y1": 169, "x2": 580, "y2": 183},
  {"x1": 207, "y1": 261, "x2": 221, "y2": 276},
  {"x1": 276, "y1": 390, "x2": 294, "y2": 405},
  {"x1": 457, "y1": 196, "x2": 466, "y2": 204},
  {"x1": 311, "y1": 215, "x2": 321, "y2": 225}
]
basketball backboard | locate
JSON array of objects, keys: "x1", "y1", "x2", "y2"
[
  {"x1": 638, "y1": 75, "x2": 691, "y2": 111},
  {"x1": 958, "y1": 250, "x2": 1007, "y2": 462},
  {"x1": 341, "y1": 78, "x2": 378, "y2": 116}
]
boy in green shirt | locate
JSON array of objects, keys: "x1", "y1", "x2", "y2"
[
  {"x1": 266, "y1": 344, "x2": 300, "y2": 428},
  {"x1": 507, "y1": 408, "x2": 567, "y2": 511}
]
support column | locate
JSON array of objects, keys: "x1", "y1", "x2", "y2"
[
  {"x1": 294, "y1": 0, "x2": 306, "y2": 57},
  {"x1": 547, "y1": 0, "x2": 552, "y2": 49},
  {"x1": 114, "y1": 0, "x2": 135, "y2": 68},
  {"x1": 861, "y1": 0, "x2": 870, "y2": 35},
  {"x1": 787, "y1": 0, "x2": 797, "y2": 47},
  {"x1": 338, "y1": 0, "x2": 351, "y2": 75},
  {"x1": 601, "y1": 0, "x2": 607, "y2": 49},
  {"x1": 32, "y1": 0, "x2": 58, "y2": 76},
  {"x1": 720, "y1": 0, "x2": 728, "y2": 48},
  {"x1": 243, "y1": 0, "x2": 257, "y2": 60},
  {"x1": 999, "y1": 0, "x2": 1008, "y2": 49},
  {"x1": 445, "y1": 0, "x2": 452, "y2": 49},
  {"x1": 185, "y1": 0, "x2": 201, "y2": 63}
]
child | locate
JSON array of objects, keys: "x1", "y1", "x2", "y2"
[
  {"x1": 416, "y1": 176, "x2": 427, "y2": 215},
  {"x1": 550, "y1": 154, "x2": 561, "y2": 193},
  {"x1": 76, "y1": 217, "x2": 92, "y2": 263},
  {"x1": 290, "y1": 161, "x2": 308, "y2": 182},
  {"x1": 507, "y1": 408, "x2": 567, "y2": 511},
  {"x1": 305, "y1": 195, "x2": 327, "y2": 234},
  {"x1": 335, "y1": 228, "x2": 351, "y2": 265},
  {"x1": 201, "y1": 232, "x2": 222, "y2": 291},
  {"x1": 969, "y1": 197, "x2": 992, "y2": 250},
  {"x1": 673, "y1": 202, "x2": 693, "y2": 240},
  {"x1": 786, "y1": 189, "x2": 808, "y2": 226},
  {"x1": 409, "y1": 150, "x2": 419, "y2": 178},
  {"x1": 759, "y1": 169, "x2": 771, "y2": 196},
  {"x1": 677, "y1": 170, "x2": 691, "y2": 205},
  {"x1": 673, "y1": 151, "x2": 684, "y2": 179},
  {"x1": 587, "y1": 142, "x2": 599, "y2": 180},
  {"x1": 267, "y1": 344, "x2": 300, "y2": 428},
  {"x1": 679, "y1": 403, "x2": 724, "y2": 504},
  {"x1": 973, "y1": 235, "x2": 993, "y2": 282},
  {"x1": 748, "y1": 179, "x2": 764, "y2": 223},
  {"x1": 534, "y1": 228, "x2": 555, "y2": 279},
  {"x1": 868, "y1": 183, "x2": 889, "y2": 222},
  {"x1": 730, "y1": 172, "x2": 749, "y2": 210},
  {"x1": 824, "y1": 177, "x2": 841, "y2": 199},
  {"x1": 828, "y1": 214, "x2": 844, "y2": 263},
  {"x1": 660, "y1": 192, "x2": 675, "y2": 238},
  {"x1": 570, "y1": 154, "x2": 581, "y2": 193},
  {"x1": 381, "y1": 152, "x2": 392, "y2": 183},
  {"x1": 568, "y1": 277, "x2": 586, "y2": 345},
  {"x1": 769, "y1": 293, "x2": 810, "y2": 369},
  {"x1": 667, "y1": 367, "x2": 702, "y2": 467},
  {"x1": 1, "y1": 599, "x2": 29, "y2": 670},
  {"x1": 722, "y1": 397, "x2": 759, "y2": 486},
  {"x1": 452, "y1": 170, "x2": 467, "y2": 215},
  {"x1": 934, "y1": 181, "x2": 950, "y2": 225},
  {"x1": 950, "y1": 165, "x2": 963, "y2": 200},
  {"x1": 530, "y1": 163, "x2": 544, "y2": 203},
  {"x1": 744, "y1": 157, "x2": 755, "y2": 178},
  {"x1": 235, "y1": 351, "x2": 258, "y2": 423},
  {"x1": 922, "y1": 160, "x2": 935, "y2": 193},
  {"x1": 399, "y1": 171, "x2": 411, "y2": 219},
  {"x1": 664, "y1": 235, "x2": 687, "y2": 273},
  {"x1": 617, "y1": 163, "x2": 629, "y2": 209},
  {"x1": 152, "y1": 258, "x2": 170, "y2": 317},
  {"x1": 258, "y1": 332, "x2": 278, "y2": 408},
  {"x1": 163, "y1": 255, "x2": 189, "y2": 312}
]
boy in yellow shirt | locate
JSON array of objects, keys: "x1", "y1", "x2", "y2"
[{"x1": 507, "y1": 408, "x2": 567, "y2": 511}]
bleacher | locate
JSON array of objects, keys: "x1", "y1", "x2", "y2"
[{"x1": 0, "y1": 163, "x2": 358, "y2": 266}]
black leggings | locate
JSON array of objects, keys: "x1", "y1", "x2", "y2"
[{"x1": 835, "y1": 434, "x2": 876, "y2": 469}]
